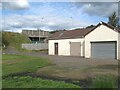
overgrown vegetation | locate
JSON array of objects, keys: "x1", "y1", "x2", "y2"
[
  {"x1": 91, "y1": 75, "x2": 117, "y2": 89},
  {"x1": 2, "y1": 31, "x2": 30, "y2": 50}
]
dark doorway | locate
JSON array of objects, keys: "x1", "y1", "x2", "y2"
[{"x1": 54, "y1": 43, "x2": 58, "y2": 55}]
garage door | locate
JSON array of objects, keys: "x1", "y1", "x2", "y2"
[
  {"x1": 70, "y1": 42, "x2": 81, "y2": 56},
  {"x1": 91, "y1": 42, "x2": 117, "y2": 59}
]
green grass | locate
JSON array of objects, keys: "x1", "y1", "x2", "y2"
[
  {"x1": 2, "y1": 54, "x2": 80, "y2": 88},
  {"x1": 91, "y1": 75, "x2": 117, "y2": 89},
  {"x1": 2, "y1": 76, "x2": 80, "y2": 88},
  {"x1": 2, "y1": 54, "x2": 52, "y2": 76}
]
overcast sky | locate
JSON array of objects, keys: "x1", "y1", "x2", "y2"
[{"x1": 0, "y1": 0, "x2": 119, "y2": 33}]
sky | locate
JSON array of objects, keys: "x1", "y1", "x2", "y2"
[{"x1": 0, "y1": 0, "x2": 119, "y2": 33}]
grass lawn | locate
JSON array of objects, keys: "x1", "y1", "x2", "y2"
[
  {"x1": 3, "y1": 76, "x2": 80, "y2": 88},
  {"x1": 2, "y1": 54, "x2": 80, "y2": 88},
  {"x1": 2, "y1": 54, "x2": 52, "y2": 76}
]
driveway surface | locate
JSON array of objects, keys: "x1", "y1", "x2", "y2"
[{"x1": 3, "y1": 47, "x2": 118, "y2": 80}]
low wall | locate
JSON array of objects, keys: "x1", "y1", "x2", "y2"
[{"x1": 22, "y1": 43, "x2": 48, "y2": 50}]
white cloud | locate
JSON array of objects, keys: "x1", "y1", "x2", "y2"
[
  {"x1": 29, "y1": 0, "x2": 71, "y2": 2},
  {"x1": 76, "y1": 2, "x2": 118, "y2": 17},
  {"x1": 72, "y1": 0, "x2": 119, "y2": 2},
  {"x1": 2, "y1": 2, "x2": 106, "y2": 32},
  {"x1": 2, "y1": 13, "x2": 95, "y2": 32},
  {"x1": 0, "y1": 3, "x2": 2, "y2": 10},
  {"x1": 1, "y1": 0, "x2": 30, "y2": 10}
]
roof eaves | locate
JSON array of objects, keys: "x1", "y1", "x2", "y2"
[
  {"x1": 83, "y1": 25, "x2": 99, "y2": 36},
  {"x1": 101, "y1": 22, "x2": 120, "y2": 34},
  {"x1": 48, "y1": 36, "x2": 84, "y2": 40},
  {"x1": 84, "y1": 22, "x2": 120, "y2": 37}
]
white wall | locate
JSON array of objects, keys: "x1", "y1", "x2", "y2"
[
  {"x1": 49, "y1": 38, "x2": 84, "y2": 56},
  {"x1": 85, "y1": 25, "x2": 119, "y2": 59}
]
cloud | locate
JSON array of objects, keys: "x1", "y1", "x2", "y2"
[
  {"x1": 1, "y1": 3, "x2": 88, "y2": 31},
  {"x1": 72, "y1": 0, "x2": 119, "y2": 2},
  {"x1": 2, "y1": 2, "x2": 107, "y2": 32},
  {"x1": 74, "y1": 2, "x2": 118, "y2": 17},
  {"x1": 2, "y1": 13, "x2": 94, "y2": 32},
  {"x1": 1, "y1": 0, "x2": 30, "y2": 10},
  {"x1": 0, "y1": 3, "x2": 2, "y2": 10}
]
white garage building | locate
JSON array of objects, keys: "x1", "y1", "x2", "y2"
[{"x1": 48, "y1": 22, "x2": 120, "y2": 60}]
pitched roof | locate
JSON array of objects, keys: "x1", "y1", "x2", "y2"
[
  {"x1": 99, "y1": 22, "x2": 120, "y2": 34},
  {"x1": 48, "y1": 22, "x2": 120, "y2": 40},
  {"x1": 48, "y1": 27, "x2": 95, "y2": 40}
]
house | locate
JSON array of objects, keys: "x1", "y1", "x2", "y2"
[
  {"x1": 48, "y1": 22, "x2": 120, "y2": 60},
  {"x1": 22, "y1": 29, "x2": 49, "y2": 43},
  {"x1": 21, "y1": 29, "x2": 49, "y2": 50}
]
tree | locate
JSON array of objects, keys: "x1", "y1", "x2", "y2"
[
  {"x1": 49, "y1": 29, "x2": 66, "y2": 34},
  {"x1": 2, "y1": 32, "x2": 9, "y2": 48},
  {"x1": 86, "y1": 25, "x2": 95, "y2": 28},
  {"x1": 108, "y1": 12, "x2": 119, "y2": 27}
]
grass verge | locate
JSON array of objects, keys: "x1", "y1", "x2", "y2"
[{"x1": 2, "y1": 54, "x2": 52, "y2": 76}]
